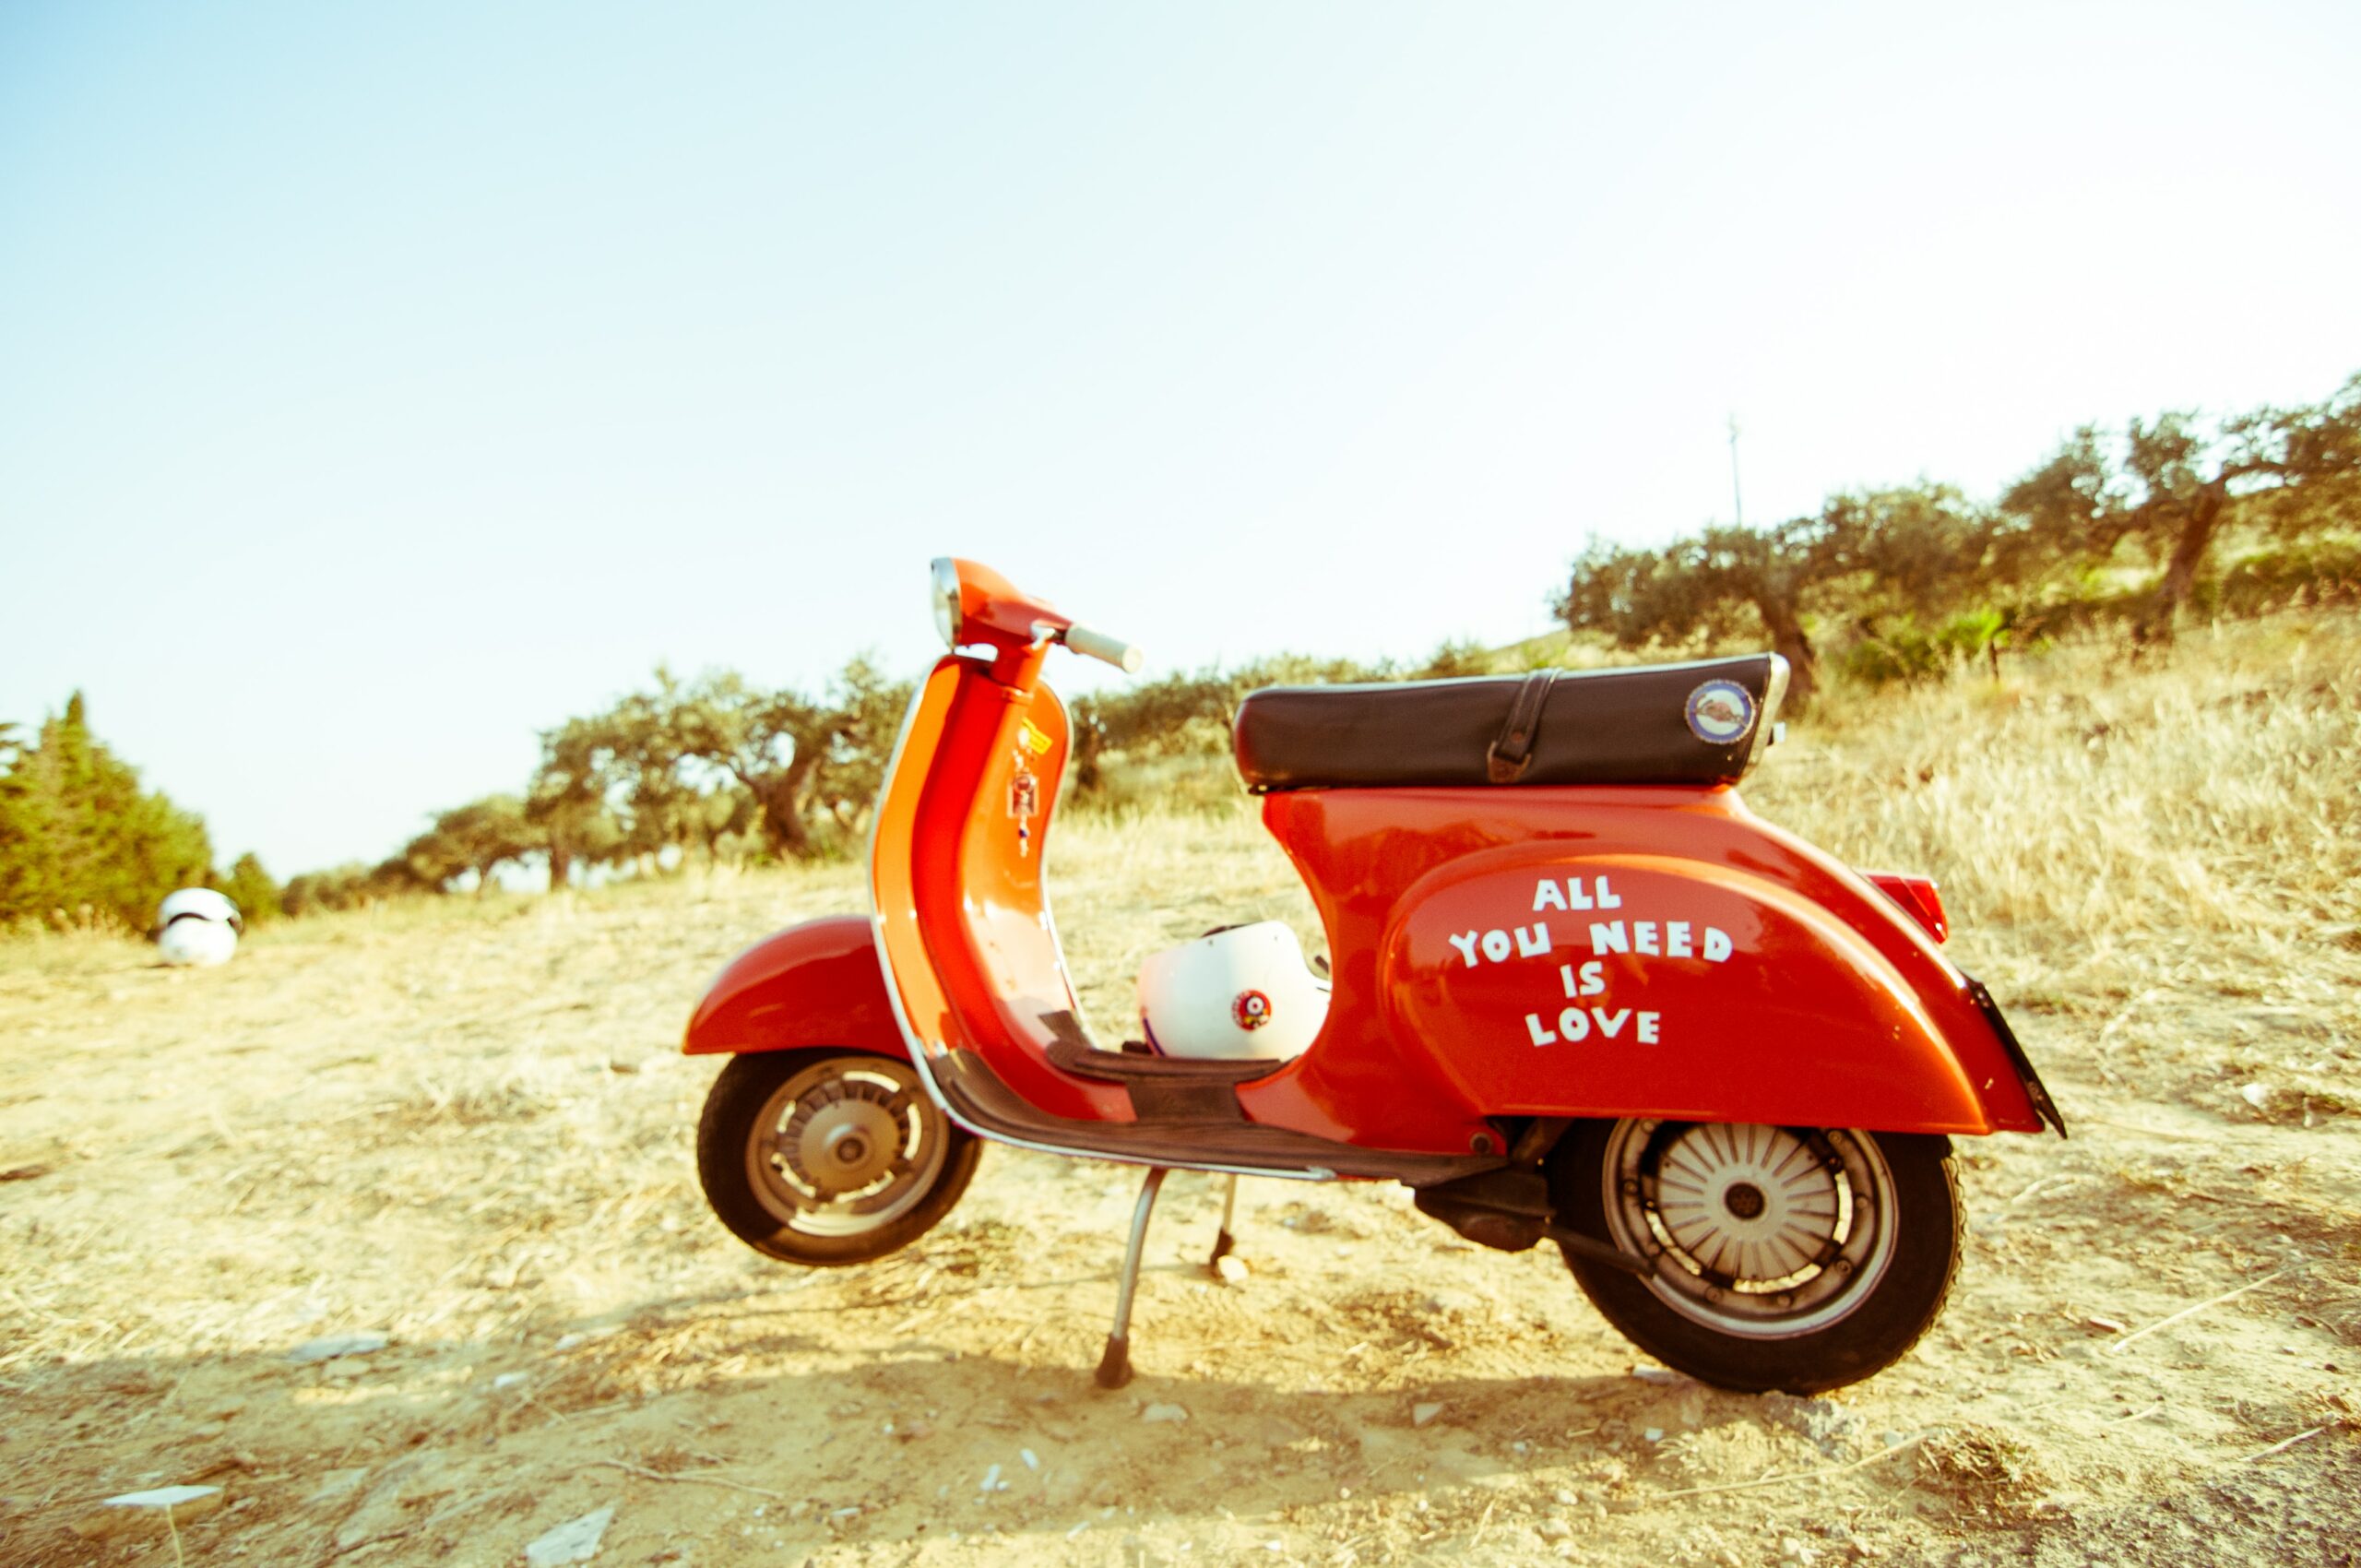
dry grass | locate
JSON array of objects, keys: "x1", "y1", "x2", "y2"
[
  {"x1": 2, "y1": 612, "x2": 2357, "y2": 1567},
  {"x1": 1752, "y1": 616, "x2": 2361, "y2": 1139},
  {"x1": 1763, "y1": 614, "x2": 2361, "y2": 943}
]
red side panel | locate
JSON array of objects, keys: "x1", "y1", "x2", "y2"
[
  {"x1": 681, "y1": 914, "x2": 907, "y2": 1058},
  {"x1": 1382, "y1": 849, "x2": 1992, "y2": 1130},
  {"x1": 1246, "y1": 786, "x2": 2043, "y2": 1142}
]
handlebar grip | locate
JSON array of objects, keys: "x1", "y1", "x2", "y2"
[{"x1": 1063, "y1": 623, "x2": 1144, "y2": 673}]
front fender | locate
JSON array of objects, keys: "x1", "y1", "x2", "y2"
[{"x1": 682, "y1": 914, "x2": 908, "y2": 1059}]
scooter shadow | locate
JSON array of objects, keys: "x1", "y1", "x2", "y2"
[
  {"x1": 4, "y1": 1308, "x2": 1766, "y2": 1563},
  {"x1": 595, "y1": 1338, "x2": 1734, "y2": 1553}
]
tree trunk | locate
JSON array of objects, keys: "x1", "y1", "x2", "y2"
[
  {"x1": 1758, "y1": 600, "x2": 1819, "y2": 709},
  {"x1": 2148, "y1": 485, "x2": 2225, "y2": 638},
  {"x1": 546, "y1": 838, "x2": 572, "y2": 891},
  {"x1": 758, "y1": 754, "x2": 821, "y2": 861}
]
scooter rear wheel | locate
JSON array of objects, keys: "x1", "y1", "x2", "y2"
[
  {"x1": 697, "y1": 1050, "x2": 980, "y2": 1266},
  {"x1": 1549, "y1": 1118, "x2": 1961, "y2": 1394}
]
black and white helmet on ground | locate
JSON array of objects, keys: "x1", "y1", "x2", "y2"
[{"x1": 155, "y1": 888, "x2": 243, "y2": 967}]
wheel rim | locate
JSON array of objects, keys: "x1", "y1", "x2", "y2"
[
  {"x1": 1597, "y1": 1119, "x2": 1900, "y2": 1340},
  {"x1": 744, "y1": 1057, "x2": 951, "y2": 1239}
]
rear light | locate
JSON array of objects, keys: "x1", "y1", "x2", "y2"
[{"x1": 1866, "y1": 873, "x2": 1949, "y2": 944}]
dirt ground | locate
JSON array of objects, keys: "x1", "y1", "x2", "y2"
[{"x1": 4, "y1": 620, "x2": 2358, "y2": 1567}]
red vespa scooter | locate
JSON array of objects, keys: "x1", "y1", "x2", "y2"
[{"x1": 684, "y1": 559, "x2": 2063, "y2": 1395}]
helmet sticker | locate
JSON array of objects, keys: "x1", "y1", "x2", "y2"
[
  {"x1": 1232, "y1": 990, "x2": 1273, "y2": 1030},
  {"x1": 1684, "y1": 679, "x2": 1757, "y2": 745}
]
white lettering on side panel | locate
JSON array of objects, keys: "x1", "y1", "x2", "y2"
[{"x1": 1489, "y1": 874, "x2": 1737, "y2": 1050}]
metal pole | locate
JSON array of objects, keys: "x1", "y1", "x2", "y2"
[
  {"x1": 1208, "y1": 1173, "x2": 1240, "y2": 1269},
  {"x1": 1097, "y1": 1166, "x2": 1169, "y2": 1389},
  {"x1": 1728, "y1": 413, "x2": 1744, "y2": 529}
]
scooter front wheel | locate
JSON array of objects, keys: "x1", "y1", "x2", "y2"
[
  {"x1": 697, "y1": 1050, "x2": 980, "y2": 1266},
  {"x1": 1548, "y1": 1118, "x2": 1961, "y2": 1394}
]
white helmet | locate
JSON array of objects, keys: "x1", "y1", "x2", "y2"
[
  {"x1": 155, "y1": 888, "x2": 242, "y2": 967},
  {"x1": 1136, "y1": 921, "x2": 1328, "y2": 1062}
]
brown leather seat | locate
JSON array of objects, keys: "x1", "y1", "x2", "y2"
[{"x1": 1231, "y1": 654, "x2": 1788, "y2": 792}]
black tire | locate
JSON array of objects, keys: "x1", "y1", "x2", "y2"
[
  {"x1": 1548, "y1": 1118, "x2": 1961, "y2": 1394},
  {"x1": 696, "y1": 1049, "x2": 980, "y2": 1266}
]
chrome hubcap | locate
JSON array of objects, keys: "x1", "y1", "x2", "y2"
[
  {"x1": 1655, "y1": 1123, "x2": 1836, "y2": 1284},
  {"x1": 789, "y1": 1084, "x2": 902, "y2": 1196},
  {"x1": 747, "y1": 1058, "x2": 948, "y2": 1237},
  {"x1": 1601, "y1": 1120, "x2": 1899, "y2": 1339}
]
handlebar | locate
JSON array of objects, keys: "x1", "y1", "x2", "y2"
[{"x1": 1062, "y1": 623, "x2": 1145, "y2": 673}]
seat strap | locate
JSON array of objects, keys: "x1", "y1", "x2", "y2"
[{"x1": 1486, "y1": 671, "x2": 1559, "y2": 783}]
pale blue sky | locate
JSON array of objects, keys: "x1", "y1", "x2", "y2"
[{"x1": 5, "y1": 1, "x2": 2357, "y2": 876}]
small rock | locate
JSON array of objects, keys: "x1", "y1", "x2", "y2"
[
  {"x1": 896, "y1": 1420, "x2": 935, "y2": 1443},
  {"x1": 1538, "y1": 1517, "x2": 1574, "y2": 1541},
  {"x1": 1631, "y1": 1364, "x2": 1681, "y2": 1384},
  {"x1": 980, "y1": 1463, "x2": 1003, "y2": 1494},
  {"x1": 2084, "y1": 1316, "x2": 2127, "y2": 1335},
  {"x1": 304, "y1": 1468, "x2": 372, "y2": 1506},
  {"x1": 1773, "y1": 1396, "x2": 1865, "y2": 1454},
  {"x1": 1020, "y1": 1448, "x2": 1041, "y2": 1471},
  {"x1": 289, "y1": 1332, "x2": 388, "y2": 1364},
  {"x1": 2240, "y1": 1082, "x2": 2273, "y2": 1110},
  {"x1": 1140, "y1": 1403, "x2": 1190, "y2": 1424},
  {"x1": 335, "y1": 1452, "x2": 459, "y2": 1549},
  {"x1": 524, "y1": 1503, "x2": 615, "y2": 1566},
  {"x1": 492, "y1": 1372, "x2": 528, "y2": 1391},
  {"x1": 1411, "y1": 1402, "x2": 1444, "y2": 1428},
  {"x1": 1643, "y1": 1427, "x2": 1665, "y2": 1443},
  {"x1": 1214, "y1": 1255, "x2": 1251, "y2": 1285},
  {"x1": 74, "y1": 1485, "x2": 225, "y2": 1538}
]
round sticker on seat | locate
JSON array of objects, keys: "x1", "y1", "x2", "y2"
[{"x1": 1685, "y1": 679, "x2": 1757, "y2": 744}]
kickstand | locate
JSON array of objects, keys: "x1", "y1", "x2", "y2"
[
  {"x1": 1097, "y1": 1166, "x2": 1169, "y2": 1390},
  {"x1": 1206, "y1": 1172, "x2": 1240, "y2": 1273}
]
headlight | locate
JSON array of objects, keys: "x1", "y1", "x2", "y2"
[{"x1": 930, "y1": 557, "x2": 962, "y2": 647}]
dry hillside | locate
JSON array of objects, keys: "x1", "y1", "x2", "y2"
[{"x1": 2, "y1": 612, "x2": 2357, "y2": 1566}]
